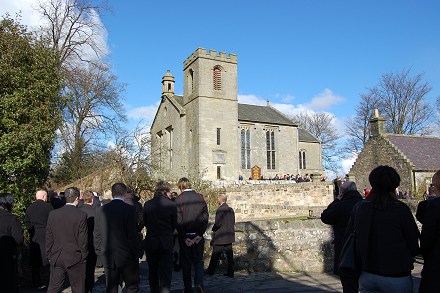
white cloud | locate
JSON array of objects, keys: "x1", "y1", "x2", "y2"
[
  {"x1": 127, "y1": 103, "x2": 159, "y2": 123},
  {"x1": 0, "y1": 0, "x2": 109, "y2": 61},
  {"x1": 0, "y1": 0, "x2": 41, "y2": 28},
  {"x1": 341, "y1": 153, "x2": 357, "y2": 175},
  {"x1": 237, "y1": 94, "x2": 267, "y2": 106},
  {"x1": 304, "y1": 88, "x2": 345, "y2": 111}
]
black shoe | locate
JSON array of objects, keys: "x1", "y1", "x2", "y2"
[{"x1": 223, "y1": 273, "x2": 234, "y2": 278}]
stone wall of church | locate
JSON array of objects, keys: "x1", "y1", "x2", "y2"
[
  {"x1": 349, "y1": 136, "x2": 413, "y2": 193},
  {"x1": 239, "y1": 123, "x2": 299, "y2": 180},
  {"x1": 298, "y1": 141, "x2": 323, "y2": 175},
  {"x1": 203, "y1": 218, "x2": 334, "y2": 273},
  {"x1": 214, "y1": 181, "x2": 334, "y2": 221}
]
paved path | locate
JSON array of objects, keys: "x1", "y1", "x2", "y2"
[{"x1": 21, "y1": 257, "x2": 423, "y2": 293}]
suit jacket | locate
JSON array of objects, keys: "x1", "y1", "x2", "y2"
[
  {"x1": 25, "y1": 200, "x2": 54, "y2": 266},
  {"x1": 143, "y1": 194, "x2": 177, "y2": 250},
  {"x1": 78, "y1": 204, "x2": 96, "y2": 254},
  {"x1": 94, "y1": 199, "x2": 139, "y2": 268},
  {"x1": 211, "y1": 203, "x2": 235, "y2": 245},
  {"x1": 45, "y1": 205, "x2": 88, "y2": 267},
  {"x1": 0, "y1": 208, "x2": 24, "y2": 258},
  {"x1": 175, "y1": 190, "x2": 209, "y2": 237},
  {"x1": 420, "y1": 197, "x2": 440, "y2": 292}
]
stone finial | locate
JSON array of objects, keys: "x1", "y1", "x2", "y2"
[
  {"x1": 374, "y1": 109, "x2": 379, "y2": 118},
  {"x1": 369, "y1": 108, "x2": 386, "y2": 138}
]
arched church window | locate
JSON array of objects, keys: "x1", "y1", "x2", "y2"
[
  {"x1": 266, "y1": 129, "x2": 276, "y2": 169},
  {"x1": 241, "y1": 128, "x2": 251, "y2": 169},
  {"x1": 213, "y1": 65, "x2": 222, "y2": 90},
  {"x1": 299, "y1": 150, "x2": 307, "y2": 169}
]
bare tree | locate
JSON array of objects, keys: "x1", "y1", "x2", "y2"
[
  {"x1": 344, "y1": 69, "x2": 435, "y2": 155},
  {"x1": 292, "y1": 112, "x2": 341, "y2": 171},
  {"x1": 344, "y1": 92, "x2": 378, "y2": 154},
  {"x1": 57, "y1": 62, "x2": 125, "y2": 179},
  {"x1": 101, "y1": 123, "x2": 154, "y2": 197},
  {"x1": 36, "y1": 0, "x2": 109, "y2": 68},
  {"x1": 372, "y1": 69, "x2": 433, "y2": 135}
]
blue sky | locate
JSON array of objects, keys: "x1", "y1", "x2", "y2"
[{"x1": 2, "y1": 0, "x2": 440, "y2": 174}]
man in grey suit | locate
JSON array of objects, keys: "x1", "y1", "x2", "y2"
[
  {"x1": 94, "y1": 182, "x2": 140, "y2": 293},
  {"x1": 46, "y1": 187, "x2": 88, "y2": 293},
  {"x1": 205, "y1": 194, "x2": 235, "y2": 277}
]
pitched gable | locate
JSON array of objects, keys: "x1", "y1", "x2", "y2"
[{"x1": 386, "y1": 135, "x2": 440, "y2": 171}]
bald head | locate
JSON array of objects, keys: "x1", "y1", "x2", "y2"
[
  {"x1": 432, "y1": 170, "x2": 440, "y2": 196},
  {"x1": 36, "y1": 190, "x2": 47, "y2": 202},
  {"x1": 218, "y1": 194, "x2": 228, "y2": 205}
]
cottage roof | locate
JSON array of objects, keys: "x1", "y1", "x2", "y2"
[
  {"x1": 298, "y1": 128, "x2": 320, "y2": 143},
  {"x1": 238, "y1": 103, "x2": 296, "y2": 126},
  {"x1": 386, "y1": 135, "x2": 440, "y2": 171}
]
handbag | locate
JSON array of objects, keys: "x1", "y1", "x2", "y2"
[
  {"x1": 338, "y1": 204, "x2": 361, "y2": 274},
  {"x1": 339, "y1": 230, "x2": 359, "y2": 272}
]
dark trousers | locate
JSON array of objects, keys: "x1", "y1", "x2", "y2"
[
  {"x1": 179, "y1": 237, "x2": 205, "y2": 293},
  {"x1": 146, "y1": 238, "x2": 173, "y2": 293},
  {"x1": 0, "y1": 255, "x2": 18, "y2": 293},
  {"x1": 85, "y1": 252, "x2": 97, "y2": 292},
  {"x1": 47, "y1": 260, "x2": 86, "y2": 293},
  {"x1": 104, "y1": 261, "x2": 140, "y2": 293},
  {"x1": 206, "y1": 243, "x2": 234, "y2": 276},
  {"x1": 340, "y1": 275, "x2": 359, "y2": 293}
]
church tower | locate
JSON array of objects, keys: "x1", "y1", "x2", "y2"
[{"x1": 182, "y1": 48, "x2": 239, "y2": 180}]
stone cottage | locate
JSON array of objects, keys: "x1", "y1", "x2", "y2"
[
  {"x1": 349, "y1": 109, "x2": 440, "y2": 195},
  {"x1": 150, "y1": 48, "x2": 324, "y2": 181}
]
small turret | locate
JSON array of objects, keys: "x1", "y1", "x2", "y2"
[{"x1": 162, "y1": 70, "x2": 175, "y2": 95}]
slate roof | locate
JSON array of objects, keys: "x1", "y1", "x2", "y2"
[
  {"x1": 238, "y1": 104, "x2": 296, "y2": 126},
  {"x1": 386, "y1": 135, "x2": 440, "y2": 171},
  {"x1": 298, "y1": 128, "x2": 320, "y2": 143}
]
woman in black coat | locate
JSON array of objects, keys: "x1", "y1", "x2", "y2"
[
  {"x1": 0, "y1": 193, "x2": 24, "y2": 293},
  {"x1": 419, "y1": 170, "x2": 440, "y2": 293},
  {"x1": 345, "y1": 166, "x2": 420, "y2": 293}
]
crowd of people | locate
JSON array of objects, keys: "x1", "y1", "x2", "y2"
[
  {"x1": 2, "y1": 166, "x2": 439, "y2": 292},
  {"x1": 0, "y1": 177, "x2": 236, "y2": 293},
  {"x1": 240, "y1": 173, "x2": 327, "y2": 182},
  {"x1": 322, "y1": 166, "x2": 440, "y2": 293}
]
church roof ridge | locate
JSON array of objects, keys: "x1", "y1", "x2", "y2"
[{"x1": 238, "y1": 103, "x2": 297, "y2": 127}]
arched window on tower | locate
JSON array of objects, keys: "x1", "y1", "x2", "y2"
[
  {"x1": 188, "y1": 69, "x2": 194, "y2": 94},
  {"x1": 213, "y1": 65, "x2": 222, "y2": 90}
]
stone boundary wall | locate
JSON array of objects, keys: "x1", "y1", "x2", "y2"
[
  {"x1": 211, "y1": 180, "x2": 334, "y2": 221},
  {"x1": 203, "y1": 218, "x2": 334, "y2": 273}
]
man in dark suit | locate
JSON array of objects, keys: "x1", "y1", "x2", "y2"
[
  {"x1": 0, "y1": 193, "x2": 24, "y2": 293},
  {"x1": 143, "y1": 181, "x2": 177, "y2": 292},
  {"x1": 175, "y1": 177, "x2": 209, "y2": 293},
  {"x1": 46, "y1": 187, "x2": 88, "y2": 293},
  {"x1": 205, "y1": 194, "x2": 235, "y2": 277},
  {"x1": 25, "y1": 190, "x2": 54, "y2": 289},
  {"x1": 94, "y1": 182, "x2": 140, "y2": 293},
  {"x1": 78, "y1": 190, "x2": 97, "y2": 293},
  {"x1": 321, "y1": 180, "x2": 363, "y2": 293}
]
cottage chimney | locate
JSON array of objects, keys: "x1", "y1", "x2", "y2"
[{"x1": 369, "y1": 109, "x2": 385, "y2": 138}]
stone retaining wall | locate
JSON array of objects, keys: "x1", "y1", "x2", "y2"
[
  {"x1": 204, "y1": 218, "x2": 334, "y2": 273},
  {"x1": 212, "y1": 180, "x2": 334, "y2": 221}
]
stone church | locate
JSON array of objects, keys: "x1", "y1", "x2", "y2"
[
  {"x1": 150, "y1": 48, "x2": 324, "y2": 181},
  {"x1": 349, "y1": 109, "x2": 440, "y2": 195}
]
